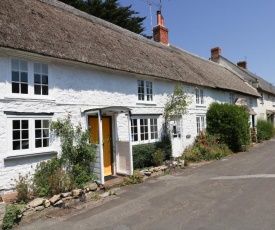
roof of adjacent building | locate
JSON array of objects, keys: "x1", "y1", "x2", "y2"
[
  {"x1": 218, "y1": 57, "x2": 275, "y2": 96},
  {"x1": 0, "y1": 0, "x2": 259, "y2": 97}
]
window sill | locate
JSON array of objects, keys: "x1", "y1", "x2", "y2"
[
  {"x1": 4, "y1": 95, "x2": 55, "y2": 102},
  {"x1": 4, "y1": 151, "x2": 57, "y2": 161},
  {"x1": 195, "y1": 104, "x2": 206, "y2": 108},
  {"x1": 136, "y1": 101, "x2": 157, "y2": 106}
]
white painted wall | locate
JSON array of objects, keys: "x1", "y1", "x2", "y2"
[{"x1": 0, "y1": 49, "x2": 259, "y2": 192}]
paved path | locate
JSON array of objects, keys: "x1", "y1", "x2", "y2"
[{"x1": 19, "y1": 140, "x2": 275, "y2": 230}]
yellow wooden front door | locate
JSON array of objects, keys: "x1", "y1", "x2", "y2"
[{"x1": 89, "y1": 116, "x2": 112, "y2": 176}]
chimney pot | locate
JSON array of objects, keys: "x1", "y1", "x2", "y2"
[
  {"x1": 153, "y1": 11, "x2": 169, "y2": 45},
  {"x1": 237, "y1": 61, "x2": 248, "y2": 70},
  {"x1": 210, "y1": 47, "x2": 221, "y2": 62}
]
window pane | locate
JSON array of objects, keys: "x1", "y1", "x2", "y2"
[
  {"x1": 21, "y1": 72, "x2": 28, "y2": 83},
  {"x1": 11, "y1": 59, "x2": 19, "y2": 70},
  {"x1": 13, "y1": 130, "x2": 20, "y2": 140},
  {"x1": 35, "y1": 139, "x2": 42, "y2": 148},
  {"x1": 35, "y1": 120, "x2": 41, "y2": 128},
  {"x1": 13, "y1": 120, "x2": 20, "y2": 129},
  {"x1": 21, "y1": 120, "x2": 28, "y2": 129},
  {"x1": 34, "y1": 85, "x2": 41, "y2": 95},
  {"x1": 42, "y1": 86, "x2": 48, "y2": 95},
  {"x1": 35, "y1": 130, "x2": 41, "y2": 138},
  {"x1": 34, "y1": 74, "x2": 41, "y2": 83},
  {"x1": 34, "y1": 63, "x2": 41, "y2": 73},
  {"x1": 12, "y1": 83, "x2": 19, "y2": 93},
  {"x1": 20, "y1": 60, "x2": 28, "y2": 71},
  {"x1": 22, "y1": 130, "x2": 29, "y2": 139},
  {"x1": 21, "y1": 140, "x2": 29, "y2": 149},
  {"x1": 12, "y1": 71, "x2": 19, "y2": 82},
  {"x1": 42, "y1": 75, "x2": 48, "y2": 84},
  {"x1": 43, "y1": 129, "x2": 49, "y2": 138},
  {"x1": 43, "y1": 138, "x2": 49, "y2": 147},
  {"x1": 21, "y1": 83, "x2": 28, "y2": 94},
  {"x1": 43, "y1": 120, "x2": 49, "y2": 128},
  {"x1": 13, "y1": 141, "x2": 20, "y2": 150}
]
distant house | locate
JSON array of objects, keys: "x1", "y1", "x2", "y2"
[
  {"x1": 210, "y1": 47, "x2": 275, "y2": 126},
  {"x1": 0, "y1": 0, "x2": 259, "y2": 193}
]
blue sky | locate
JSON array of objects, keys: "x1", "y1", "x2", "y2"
[{"x1": 120, "y1": 0, "x2": 275, "y2": 84}]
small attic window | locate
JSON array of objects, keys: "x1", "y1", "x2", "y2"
[{"x1": 138, "y1": 80, "x2": 153, "y2": 101}]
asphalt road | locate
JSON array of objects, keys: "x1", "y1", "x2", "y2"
[{"x1": 19, "y1": 139, "x2": 275, "y2": 230}]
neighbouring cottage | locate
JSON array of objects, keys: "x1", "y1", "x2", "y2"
[
  {"x1": 0, "y1": 0, "x2": 259, "y2": 193},
  {"x1": 210, "y1": 47, "x2": 275, "y2": 126}
]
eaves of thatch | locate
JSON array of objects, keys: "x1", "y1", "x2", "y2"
[{"x1": 0, "y1": 0, "x2": 259, "y2": 97}]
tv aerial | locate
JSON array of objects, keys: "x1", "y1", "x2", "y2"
[{"x1": 140, "y1": 0, "x2": 162, "y2": 33}]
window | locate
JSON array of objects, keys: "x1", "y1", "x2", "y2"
[
  {"x1": 150, "y1": 118, "x2": 158, "y2": 140},
  {"x1": 260, "y1": 93, "x2": 264, "y2": 104},
  {"x1": 196, "y1": 89, "x2": 204, "y2": 104},
  {"x1": 10, "y1": 117, "x2": 50, "y2": 154},
  {"x1": 35, "y1": 120, "x2": 50, "y2": 148},
  {"x1": 229, "y1": 92, "x2": 235, "y2": 104},
  {"x1": 11, "y1": 58, "x2": 49, "y2": 96},
  {"x1": 138, "y1": 80, "x2": 153, "y2": 101},
  {"x1": 11, "y1": 59, "x2": 28, "y2": 94},
  {"x1": 140, "y1": 118, "x2": 148, "y2": 141},
  {"x1": 249, "y1": 98, "x2": 253, "y2": 108},
  {"x1": 12, "y1": 120, "x2": 29, "y2": 150},
  {"x1": 131, "y1": 117, "x2": 158, "y2": 143},
  {"x1": 34, "y1": 63, "x2": 49, "y2": 95},
  {"x1": 196, "y1": 116, "x2": 206, "y2": 134}
]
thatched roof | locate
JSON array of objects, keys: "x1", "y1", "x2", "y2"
[{"x1": 0, "y1": 0, "x2": 259, "y2": 97}]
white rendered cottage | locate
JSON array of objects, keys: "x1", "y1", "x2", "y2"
[{"x1": 0, "y1": 0, "x2": 259, "y2": 193}]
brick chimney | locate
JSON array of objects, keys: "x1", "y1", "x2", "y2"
[
  {"x1": 153, "y1": 11, "x2": 169, "y2": 45},
  {"x1": 210, "y1": 47, "x2": 221, "y2": 62},
  {"x1": 237, "y1": 61, "x2": 248, "y2": 70}
]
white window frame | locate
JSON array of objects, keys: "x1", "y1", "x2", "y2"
[
  {"x1": 137, "y1": 80, "x2": 153, "y2": 102},
  {"x1": 195, "y1": 88, "x2": 204, "y2": 105},
  {"x1": 196, "y1": 115, "x2": 206, "y2": 134},
  {"x1": 8, "y1": 57, "x2": 50, "y2": 99},
  {"x1": 131, "y1": 116, "x2": 159, "y2": 144},
  {"x1": 7, "y1": 115, "x2": 52, "y2": 157}
]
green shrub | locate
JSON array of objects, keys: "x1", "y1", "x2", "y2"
[
  {"x1": 50, "y1": 117, "x2": 97, "y2": 188},
  {"x1": 132, "y1": 137, "x2": 172, "y2": 169},
  {"x1": 133, "y1": 143, "x2": 156, "y2": 169},
  {"x1": 206, "y1": 103, "x2": 251, "y2": 152},
  {"x1": 14, "y1": 174, "x2": 31, "y2": 203},
  {"x1": 155, "y1": 135, "x2": 172, "y2": 160},
  {"x1": 183, "y1": 132, "x2": 233, "y2": 162},
  {"x1": 257, "y1": 119, "x2": 275, "y2": 142},
  {"x1": 2, "y1": 205, "x2": 21, "y2": 230},
  {"x1": 33, "y1": 157, "x2": 71, "y2": 196},
  {"x1": 120, "y1": 171, "x2": 144, "y2": 186},
  {"x1": 152, "y1": 149, "x2": 165, "y2": 166}
]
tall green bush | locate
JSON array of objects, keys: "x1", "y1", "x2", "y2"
[
  {"x1": 257, "y1": 119, "x2": 275, "y2": 142},
  {"x1": 206, "y1": 103, "x2": 251, "y2": 152}
]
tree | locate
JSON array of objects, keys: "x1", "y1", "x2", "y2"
[
  {"x1": 59, "y1": 0, "x2": 151, "y2": 38},
  {"x1": 163, "y1": 85, "x2": 190, "y2": 136}
]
